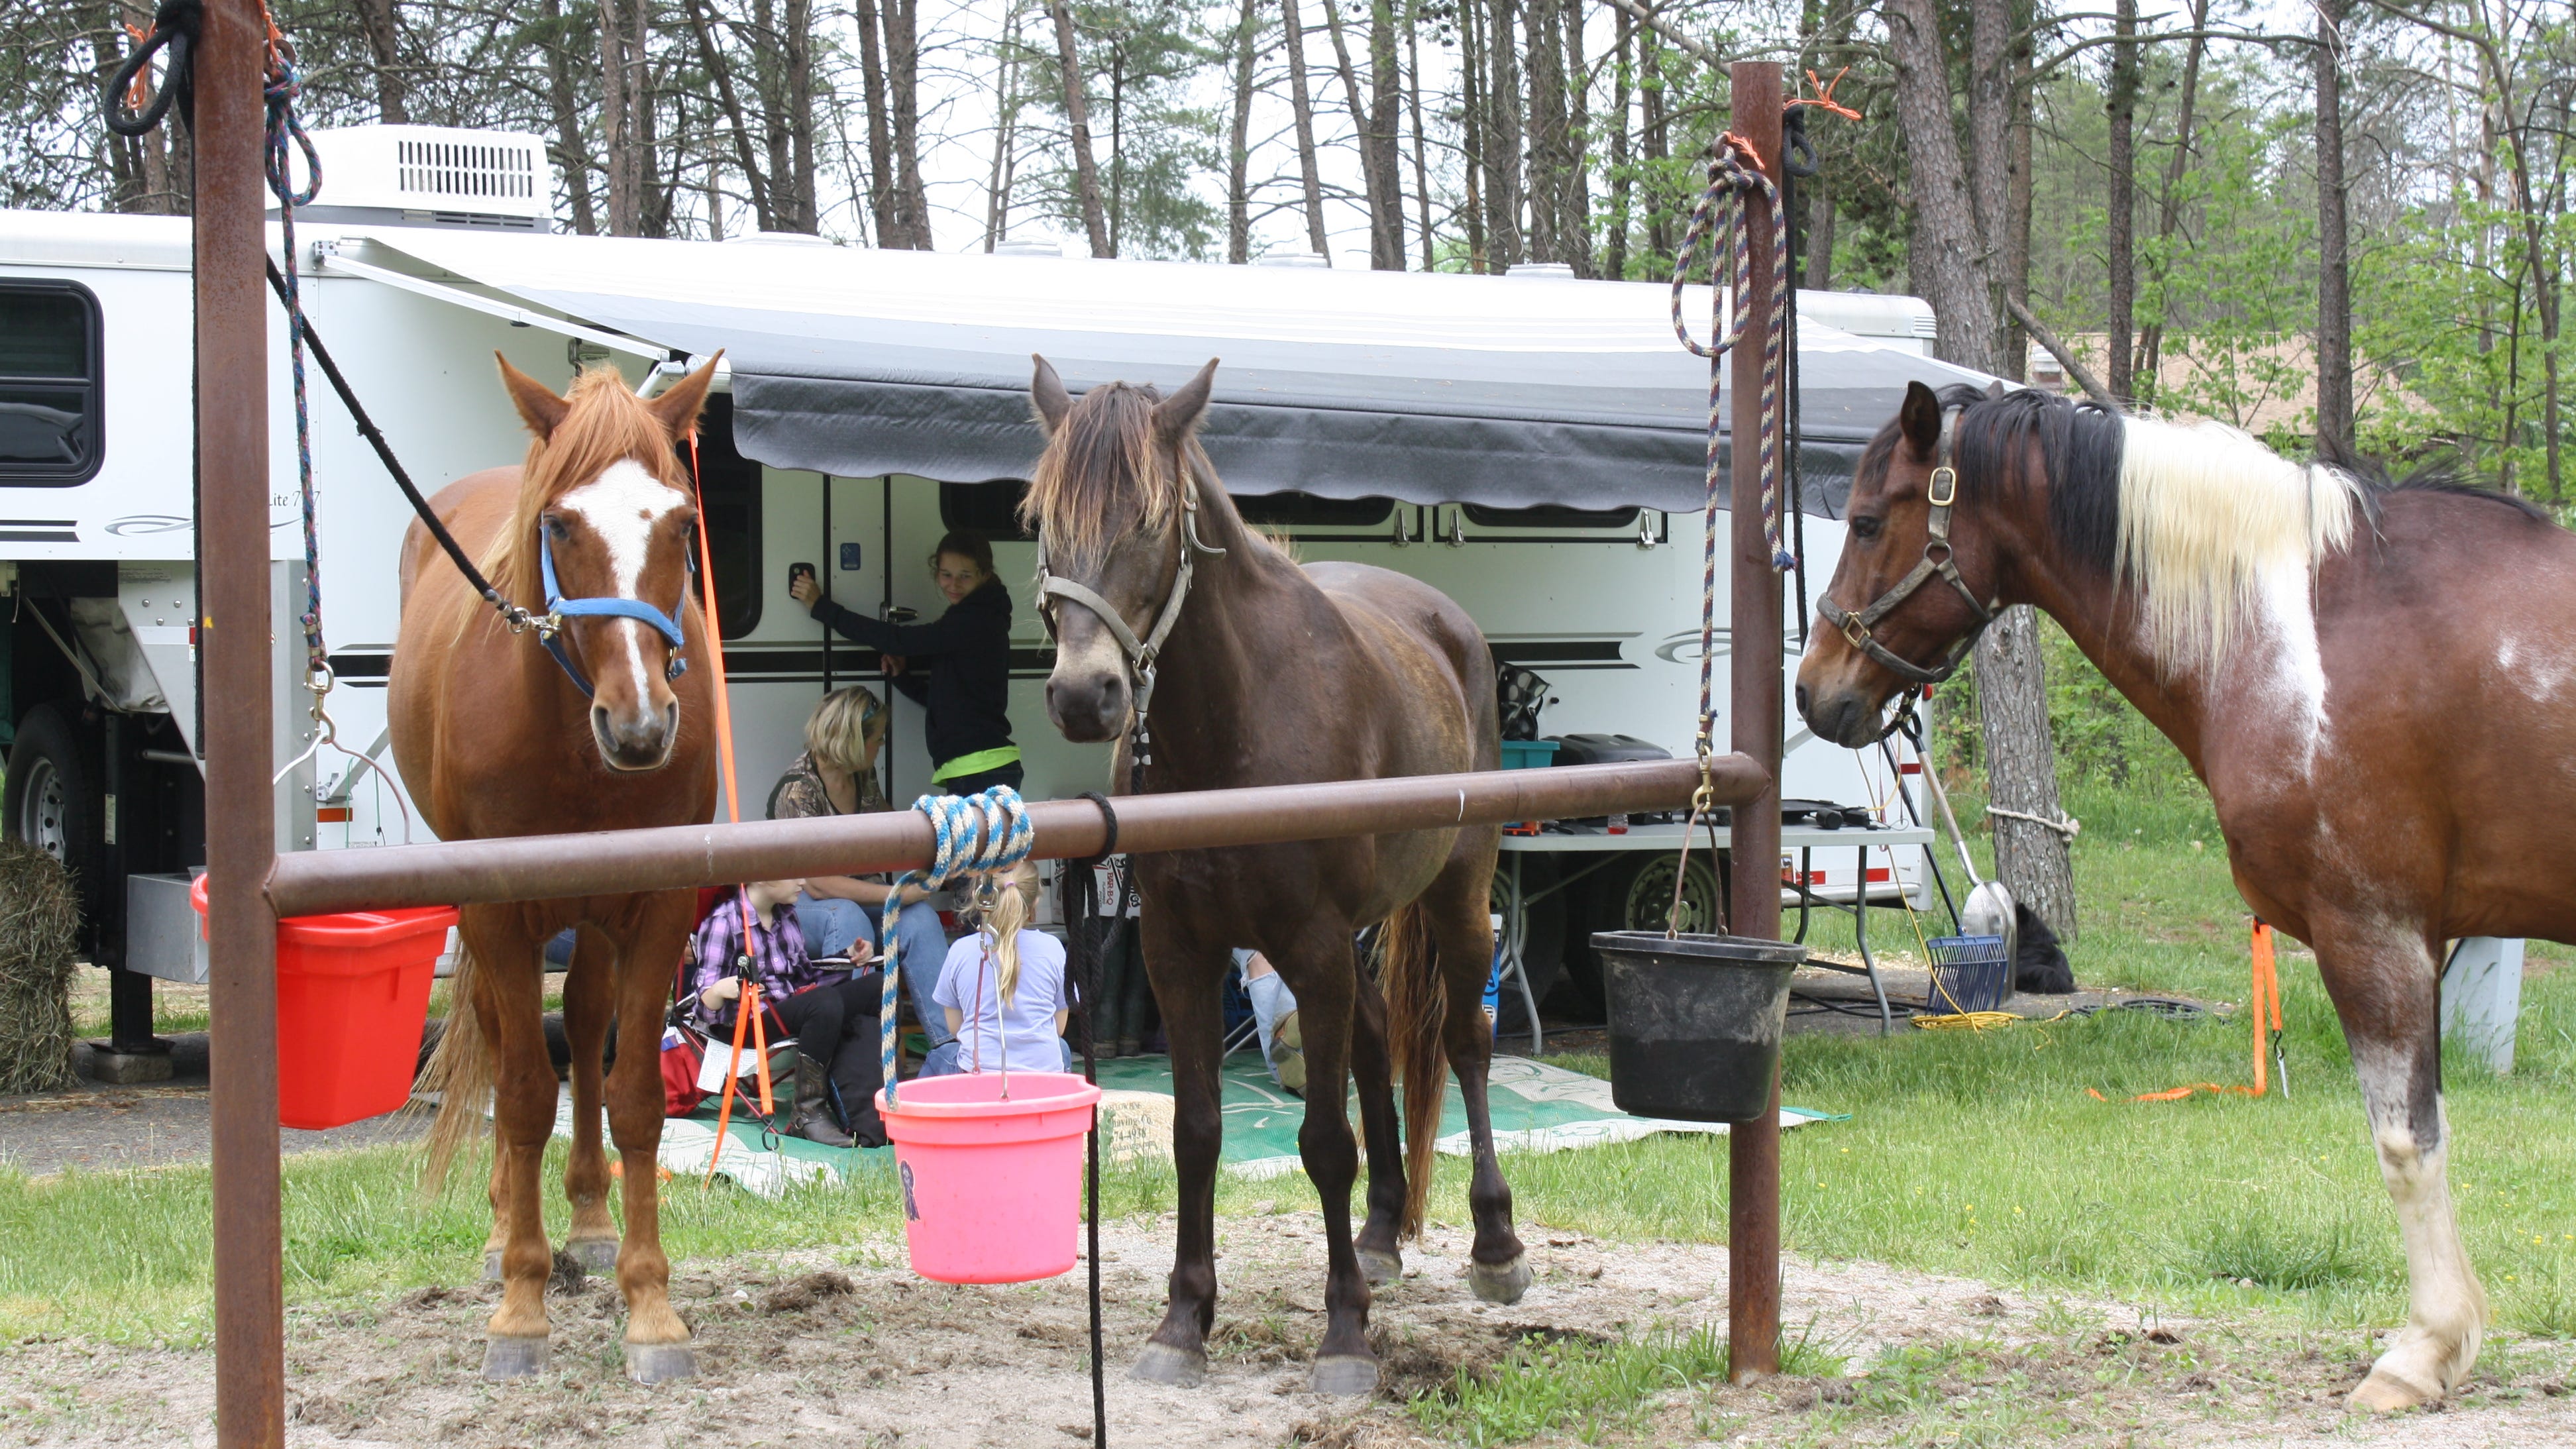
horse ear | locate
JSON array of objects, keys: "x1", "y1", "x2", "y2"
[
  {"x1": 496, "y1": 354, "x2": 570, "y2": 441},
  {"x1": 647, "y1": 352, "x2": 724, "y2": 441},
  {"x1": 1899, "y1": 380, "x2": 1943, "y2": 457},
  {"x1": 1153, "y1": 358, "x2": 1218, "y2": 445},
  {"x1": 1984, "y1": 380, "x2": 2007, "y2": 401},
  {"x1": 1031, "y1": 354, "x2": 1072, "y2": 436}
]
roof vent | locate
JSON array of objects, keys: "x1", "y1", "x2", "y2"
[
  {"x1": 1253, "y1": 252, "x2": 1330, "y2": 268},
  {"x1": 993, "y1": 237, "x2": 1067, "y2": 257},
  {"x1": 1505, "y1": 262, "x2": 1576, "y2": 279},
  {"x1": 276, "y1": 125, "x2": 555, "y2": 230},
  {"x1": 727, "y1": 230, "x2": 837, "y2": 245}
]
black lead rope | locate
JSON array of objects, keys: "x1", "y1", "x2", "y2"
[
  {"x1": 104, "y1": 0, "x2": 202, "y2": 137},
  {"x1": 260, "y1": 259, "x2": 535, "y2": 635},
  {"x1": 1783, "y1": 107, "x2": 1817, "y2": 651},
  {"x1": 1071, "y1": 789, "x2": 1125, "y2": 1449}
]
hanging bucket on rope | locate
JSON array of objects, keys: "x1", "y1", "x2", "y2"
[
  {"x1": 1593, "y1": 931, "x2": 1807, "y2": 1122},
  {"x1": 879, "y1": 1071, "x2": 1101, "y2": 1283},
  {"x1": 191, "y1": 875, "x2": 456, "y2": 1130}
]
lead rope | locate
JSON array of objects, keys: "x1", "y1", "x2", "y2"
[
  {"x1": 1067, "y1": 791, "x2": 1126, "y2": 1449},
  {"x1": 1665, "y1": 131, "x2": 1790, "y2": 934},
  {"x1": 877, "y1": 787, "x2": 1034, "y2": 1108}
]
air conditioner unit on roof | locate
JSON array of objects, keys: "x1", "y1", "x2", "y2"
[{"x1": 271, "y1": 125, "x2": 556, "y2": 231}]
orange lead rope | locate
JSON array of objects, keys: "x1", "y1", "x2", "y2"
[
  {"x1": 2087, "y1": 920, "x2": 2286, "y2": 1102},
  {"x1": 687, "y1": 426, "x2": 763, "y2": 1179}
]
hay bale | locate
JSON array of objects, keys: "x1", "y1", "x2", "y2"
[{"x1": 0, "y1": 841, "x2": 82, "y2": 1094}]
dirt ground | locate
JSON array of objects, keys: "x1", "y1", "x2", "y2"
[{"x1": 1, "y1": 1210, "x2": 2569, "y2": 1448}]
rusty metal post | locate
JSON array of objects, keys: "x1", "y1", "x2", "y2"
[
  {"x1": 199, "y1": 1, "x2": 286, "y2": 1442},
  {"x1": 1725, "y1": 58, "x2": 1786, "y2": 1385}
]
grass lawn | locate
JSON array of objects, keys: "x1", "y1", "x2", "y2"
[{"x1": 6, "y1": 781, "x2": 2573, "y2": 1378}]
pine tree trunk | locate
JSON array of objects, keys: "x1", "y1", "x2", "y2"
[
  {"x1": 1227, "y1": 0, "x2": 1259, "y2": 264},
  {"x1": 354, "y1": 0, "x2": 409, "y2": 124},
  {"x1": 1279, "y1": 0, "x2": 1332, "y2": 257},
  {"x1": 1316, "y1": 0, "x2": 1395, "y2": 266},
  {"x1": 1403, "y1": 0, "x2": 1435, "y2": 270},
  {"x1": 2314, "y1": 0, "x2": 2353, "y2": 452},
  {"x1": 1368, "y1": 0, "x2": 1404, "y2": 268},
  {"x1": 1640, "y1": 11, "x2": 1667, "y2": 262},
  {"x1": 1604, "y1": 10, "x2": 1632, "y2": 280},
  {"x1": 1046, "y1": 0, "x2": 1114, "y2": 257},
  {"x1": 597, "y1": 0, "x2": 647, "y2": 237},
  {"x1": 2135, "y1": 0, "x2": 2209, "y2": 402},
  {"x1": 1974, "y1": 608, "x2": 2077, "y2": 939},
  {"x1": 1459, "y1": 0, "x2": 1489, "y2": 271},
  {"x1": 1483, "y1": 0, "x2": 1525, "y2": 268},
  {"x1": 2105, "y1": 0, "x2": 2138, "y2": 402},
  {"x1": 786, "y1": 0, "x2": 816, "y2": 230},
  {"x1": 1523, "y1": 0, "x2": 1562, "y2": 264},
  {"x1": 853, "y1": 0, "x2": 898, "y2": 243},
  {"x1": 683, "y1": 0, "x2": 780, "y2": 233},
  {"x1": 1968, "y1": 0, "x2": 2010, "y2": 364},
  {"x1": 1558, "y1": 0, "x2": 1591, "y2": 274},
  {"x1": 2003, "y1": 11, "x2": 2033, "y2": 383},
  {"x1": 886, "y1": 0, "x2": 930, "y2": 248},
  {"x1": 983, "y1": 5, "x2": 1023, "y2": 250}
]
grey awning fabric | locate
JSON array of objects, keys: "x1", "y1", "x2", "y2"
[{"x1": 354, "y1": 230, "x2": 1994, "y2": 515}]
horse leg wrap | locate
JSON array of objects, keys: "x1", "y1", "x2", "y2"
[
  {"x1": 481, "y1": 1334, "x2": 550, "y2": 1380},
  {"x1": 1129, "y1": 1341, "x2": 1206, "y2": 1389},
  {"x1": 623, "y1": 1340, "x2": 699, "y2": 1384},
  {"x1": 1466, "y1": 1253, "x2": 1532, "y2": 1305},
  {"x1": 1309, "y1": 1354, "x2": 1380, "y2": 1397}
]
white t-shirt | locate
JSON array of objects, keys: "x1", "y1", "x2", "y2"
[{"x1": 931, "y1": 928, "x2": 1070, "y2": 1074}]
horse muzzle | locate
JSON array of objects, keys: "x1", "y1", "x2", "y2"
[
  {"x1": 591, "y1": 698, "x2": 681, "y2": 771},
  {"x1": 1046, "y1": 669, "x2": 1133, "y2": 745},
  {"x1": 1794, "y1": 680, "x2": 1890, "y2": 751}
]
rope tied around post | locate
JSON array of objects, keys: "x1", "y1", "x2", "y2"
[
  {"x1": 877, "y1": 786, "x2": 1035, "y2": 1108},
  {"x1": 1670, "y1": 131, "x2": 1794, "y2": 578}
]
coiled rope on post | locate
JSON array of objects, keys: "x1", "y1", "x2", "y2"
[
  {"x1": 877, "y1": 786, "x2": 1035, "y2": 1106},
  {"x1": 1670, "y1": 131, "x2": 1794, "y2": 580}
]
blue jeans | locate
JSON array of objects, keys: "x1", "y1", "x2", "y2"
[
  {"x1": 794, "y1": 893, "x2": 873, "y2": 961},
  {"x1": 1245, "y1": 970, "x2": 1297, "y2": 1083},
  {"x1": 865, "y1": 900, "x2": 955, "y2": 1050},
  {"x1": 920, "y1": 1037, "x2": 1074, "y2": 1077}
]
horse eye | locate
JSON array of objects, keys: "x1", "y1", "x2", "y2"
[
  {"x1": 543, "y1": 515, "x2": 568, "y2": 541},
  {"x1": 1849, "y1": 515, "x2": 1883, "y2": 542}
]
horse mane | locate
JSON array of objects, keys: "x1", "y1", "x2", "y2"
[
  {"x1": 1931, "y1": 384, "x2": 2363, "y2": 670},
  {"x1": 485, "y1": 368, "x2": 690, "y2": 602},
  {"x1": 1020, "y1": 381, "x2": 1195, "y2": 566}
]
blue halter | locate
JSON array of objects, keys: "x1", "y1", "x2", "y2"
[{"x1": 536, "y1": 526, "x2": 692, "y2": 699}]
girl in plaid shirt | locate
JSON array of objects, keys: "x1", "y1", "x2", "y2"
[{"x1": 686, "y1": 879, "x2": 887, "y2": 1148}]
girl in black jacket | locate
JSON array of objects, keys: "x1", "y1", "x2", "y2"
[{"x1": 790, "y1": 530, "x2": 1021, "y2": 795}]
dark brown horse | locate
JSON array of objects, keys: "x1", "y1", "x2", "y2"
[
  {"x1": 1801, "y1": 379, "x2": 2575, "y2": 1411},
  {"x1": 1025, "y1": 356, "x2": 1528, "y2": 1395},
  {"x1": 394, "y1": 358, "x2": 722, "y2": 1382}
]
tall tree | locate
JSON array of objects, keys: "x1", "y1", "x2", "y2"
[
  {"x1": 1225, "y1": 0, "x2": 1257, "y2": 262},
  {"x1": 1403, "y1": 0, "x2": 1434, "y2": 270},
  {"x1": 1316, "y1": 0, "x2": 1399, "y2": 266},
  {"x1": 352, "y1": 0, "x2": 409, "y2": 123},
  {"x1": 1639, "y1": 7, "x2": 1669, "y2": 262},
  {"x1": 1523, "y1": 0, "x2": 1564, "y2": 264},
  {"x1": 596, "y1": 0, "x2": 652, "y2": 236},
  {"x1": 1458, "y1": 0, "x2": 1490, "y2": 270},
  {"x1": 1603, "y1": 8, "x2": 1633, "y2": 280},
  {"x1": 1278, "y1": 0, "x2": 1332, "y2": 257},
  {"x1": 1556, "y1": 0, "x2": 1591, "y2": 273},
  {"x1": 2314, "y1": 0, "x2": 2354, "y2": 453},
  {"x1": 1887, "y1": 0, "x2": 2080, "y2": 939},
  {"x1": 984, "y1": 3, "x2": 1026, "y2": 250},
  {"x1": 537, "y1": 0, "x2": 598, "y2": 234},
  {"x1": 1045, "y1": 0, "x2": 1113, "y2": 256},
  {"x1": 1481, "y1": 0, "x2": 1525, "y2": 267},
  {"x1": 2133, "y1": 0, "x2": 2212, "y2": 400},
  {"x1": 2104, "y1": 0, "x2": 2139, "y2": 401}
]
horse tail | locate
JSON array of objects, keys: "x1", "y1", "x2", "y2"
[
  {"x1": 417, "y1": 942, "x2": 492, "y2": 1194},
  {"x1": 1379, "y1": 898, "x2": 1446, "y2": 1240}
]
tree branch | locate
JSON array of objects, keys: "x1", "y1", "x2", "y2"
[
  {"x1": 1593, "y1": 0, "x2": 1724, "y2": 70},
  {"x1": 2006, "y1": 295, "x2": 2121, "y2": 411}
]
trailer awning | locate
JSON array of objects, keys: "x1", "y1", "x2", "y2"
[{"x1": 347, "y1": 229, "x2": 1994, "y2": 515}]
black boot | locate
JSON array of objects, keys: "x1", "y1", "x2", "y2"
[
  {"x1": 830, "y1": 1045, "x2": 890, "y2": 1148},
  {"x1": 790, "y1": 1056, "x2": 855, "y2": 1148}
]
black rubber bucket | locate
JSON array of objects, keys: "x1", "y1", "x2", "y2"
[{"x1": 1593, "y1": 931, "x2": 1808, "y2": 1122}]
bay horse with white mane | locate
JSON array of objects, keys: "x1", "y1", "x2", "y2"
[
  {"x1": 1024, "y1": 356, "x2": 1529, "y2": 1395},
  {"x1": 1801, "y1": 379, "x2": 2573, "y2": 1411},
  {"x1": 394, "y1": 357, "x2": 722, "y2": 1382}
]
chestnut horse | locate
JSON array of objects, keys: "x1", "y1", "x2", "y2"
[
  {"x1": 1801, "y1": 379, "x2": 2575, "y2": 1411},
  {"x1": 1025, "y1": 356, "x2": 1527, "y2": 1396},
  {"x1": 394, "y1": 358, "x2": 721, "y2": 1382}
]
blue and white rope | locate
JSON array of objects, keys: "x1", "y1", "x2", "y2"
[{"x1": 878, "y1": 786, "x2": 1034, "y2": 1106}]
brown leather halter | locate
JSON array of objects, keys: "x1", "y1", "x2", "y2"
[{"x1": 1815, "y1": 405, "x2": 2000, "y2": 688}]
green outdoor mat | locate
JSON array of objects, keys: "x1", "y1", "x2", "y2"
[{"x1": 571, "y1": 1054, "x2": 1833, "y2": 1198}]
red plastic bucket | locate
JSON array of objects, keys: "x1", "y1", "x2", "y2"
[
  {"x1": 191, "y1": 876, "x2": 458, "y2": 1130},
  {"x1": 877, "y1": 1071, "x2": 1100, "y2": 1283}
]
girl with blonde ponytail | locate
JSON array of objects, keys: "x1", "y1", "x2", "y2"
[{"x1": 921, "y1": 861, "x2": 1075, "y2": 1077}]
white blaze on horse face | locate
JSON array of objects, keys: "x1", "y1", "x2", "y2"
[{"x1": 561, "y1": 459, "x2": 690, "y2": 694}]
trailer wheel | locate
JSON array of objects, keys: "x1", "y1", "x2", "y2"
[
  {"x1": 5, "y1": 702, "x2": 102, "y2": 907},
  {"x1": 1562, "y1": 851, "x2": 1725, "y2": 1023}
]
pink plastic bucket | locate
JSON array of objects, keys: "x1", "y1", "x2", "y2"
[{"x1": 877, "y1": 1071, "x2": 1101, "y2": 1283}]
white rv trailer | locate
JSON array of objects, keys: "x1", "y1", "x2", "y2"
[{"x1": 0, "y1": 132, "x2": 1990, "y2": 1042}]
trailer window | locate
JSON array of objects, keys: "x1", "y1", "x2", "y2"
[
  {"x1": 1461, "y1": 502, "x2": 1640, "y2": 530},
  {"x1": 1234, "y1": 493, "x2": 1393, "y2": 529},
  {"x1": 0, "y1": 282, "x2": 103, "y2": 485},
  {"x1": 938, "y1": 479, "x2": 1037, "y2": 541},
  {"x1": 688, "y1": 394, "x2": 762, "y2": 637}
]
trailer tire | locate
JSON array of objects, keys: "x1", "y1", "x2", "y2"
[{"x1": 4, "y1": 702, "x2": 104, "y2": 913}]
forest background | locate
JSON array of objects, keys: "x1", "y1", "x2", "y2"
[{"x1": 2, "y1": 0, "x2": 2570, "y2": 855}]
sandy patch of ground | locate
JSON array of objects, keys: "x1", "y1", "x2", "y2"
[{"x1": 0, "y1": 1210, "x2": 2567, "y2": 1448}]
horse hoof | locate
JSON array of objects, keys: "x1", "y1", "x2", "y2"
[
  {"x1": 2349, "y1": 1367, "x2": 2438, "y2": 1413},
  {"x1": 1310, "y1": 1354, "x2": 1379, "y2": 1397},
  {"x1": 1359, "y1": 1247, "x2": 1403, "y2": 1285},
  {"x1": 567, "y1": 1238, "x2": 621, "y2": 1275},
  {"x1": 623, "y1": 1341, "x2": 698, "y2": 1384},
  {"x1": 481, "y1": 1334, "x2": 549, "y2": 1380},
  {"x1": 482, "y1": 1251, "x2": 504, "y2": 1283},
  {"x1": 1466, "y1": 1254, "x2": 1532, "y2": 1306},
  {"x1": 1130, "y1": 1342, "x2": 1206, "y2": 1389}
]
